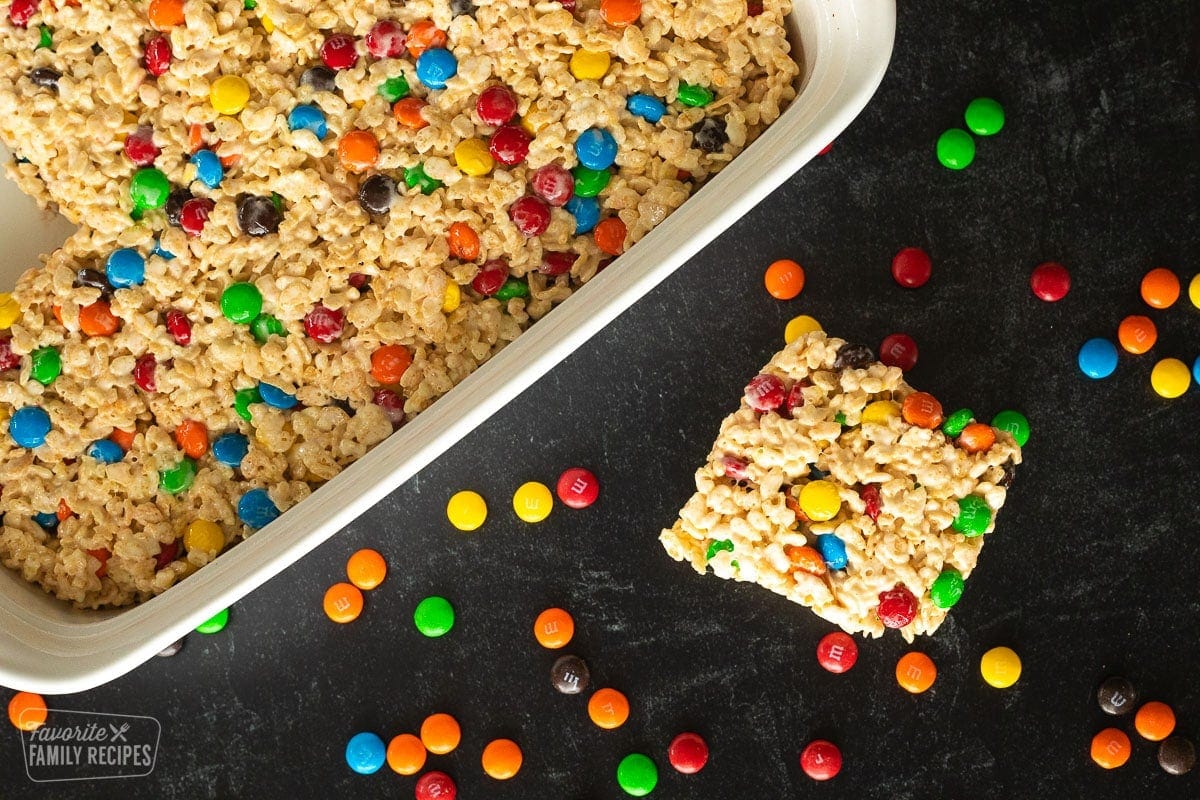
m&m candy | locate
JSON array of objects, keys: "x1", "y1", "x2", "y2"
[
  {"x1": 891, "y1": 247, "x2": 931, "y2": 288},
  {"x1": 799, "y1": 479, "x2": 840, "y2": 521},
  {"x1": 799, "y1": 739, "x2": 842, "y2": 781},
  {"x1": 1135, "y1": 701, "x2": 1176, "y2": 742},
  {"x1": 288, "y1": 104, "x2": 328, "y2": 138},
  {"x1": 763, "y1": 259, "x2": 804, "y2": 300},
  {"x1": 1097, "y1": 676, "x2": 1138, "y2": 716},
  {"x1": 534, "y1": 607, "x2": 574, "y2": 648},
  {"x1": 481, "y1": 738, "x2": 522, "y2": 780},
  {"x1": 195, "y1": 608, "x2": 229, "y2": 634},
  {"x1": 816, "y1": 631, "x2": 857, "y2": 673},
  {"x1": 183, "y1": 519, "x2": 223, "y2": 554},
  {"x1": 1078, "y1": 338, "x2": 1118, "y2": 379},
  {"x1": 569, "y1": 48, "x2": 610, "y2": 81},
  {"x1": 323, "y1": 582, "x2": 364, "y2": 623},
  {"x1": 237, "y1": 488, "x2": 280, "y2": 528},
  {"x1": 210, "y1": 74, "x2": 251, "y2": 115},
  {"x1": 415, "y1": 48, "x2": 457, "y2": 89},
  {"x1": 964, "y1": 97, "x2": 1005, "y2": 136},
  {"x1": 258, "y1": 382, "x2": 297, "y2": 409},
  {"x1": 447, "y1": 490, "x2": 487, "y2": 530},
  {"x1": 414, "y1": 771, "x2": 456, "y2": 800},
  {"x1": 990, "y1": 410, "x2": 1030, "y2": 447},
  {"x1": 556, "y1": 467, "x2": 599, "y2": 508},
  {"x1": 879, "y1": 332, "x2": 918, "y2": 371},
  {"x1": 667, "y1": 732, "x2": 708, "y2": 774},
  {"x1": 550, "y1": 654, "x2": 590, "y2": 694},
  {"x1": 565, "y1": 196, "x2": 600, "y2": 234},
  {"x1": 1091, "y1": 728, "x2": 1131, "y2": 769},
  {"x1": 1189, "y1": 273, "x2": 1200, "y2": 309},
  {"x1": 420, "y1": 713, "x2": 461, "y2": 755},
  {"x1": 10, "y1": 406, "x2": 51, "y2": 448},
  {"x1": 953, "y1": 495, "x2": 991, "y2": 536},
  {"x1": 345, "y1": 732, "x2": 387, "y2": 775},
  {"x1": 387, "y1": 733, "x2": 426, "y2": 775},
  {"x1": 87, "y1": 439, "x2": 124, "y2": 463},
  {"x1": 1150, "y1": 358, "x2": 1190, "y2": 398},
  {"x1": 816, "y1": 533, "x2": 847, "y2": 570},
  {"x1": 1158, "y1": 737, "x2": 1196, "y2": 776},
  {"x1": 929, "y1": 569, "x2": 964, "y2": 609},
  {"x1": 106, "y1": 248, "x2": 145, "y2": 288},
  {"x1": 980, "y1": 646, "x2": 1021, "y2": 688},
  {"x1": 1117, "y1": 315, "x2": 1157, "y2": 354},
  {"x1": 1141, "y1": 267, "x2": 1180, "y2": 309},
  {"x1": 896, "y1": 651, "x2": 937, "y2": 693},
  {"x1": 346, "y1": 549, "x2": 387, "y2": 590},
  {"x1": 626, "y1": 93, "x2": 665, "y2": 123},
  {"x1": 189, "y1": 149, "x2": 223, "y2": 189},
  {"x1": 7, "y1": 691, "x2": 47, "y2": 731},
  {"x1": 212, "y1": 433, "x2": 249, "y2": 468},
  {"x1": 221, "y1": 282, "x2": 263, "y2": 323},
  {"x1": 784, "y1": 314, "x2": 822, "y2": 344},
  {"x1": 414, "y1": 596, "x2": 455, "y2": 637},
  {"x1": 588, "y1": 688, "x2": 630, "y2": 729},
  {"x1": 616, "y1": 753, "x2": 657, "y2": 796},
  {"x1": 936, "y1": 128, "x2": 975, "y2": 169},
  {"x1": 513, "y1": 481, "x2": 553, "y2": 522},
  {"x1": 1030, "y1": 261, "x2": 1070, "y2": 301},
  {"x1": 574, "y1": 128, "x2": 618, "y2": 170}
]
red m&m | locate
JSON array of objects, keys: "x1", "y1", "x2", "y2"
[
  {"x1": 1030, "y1": 261, "x2": 1071, "y2": 302},
  {"x1": 891, "y1": 247, "x2": 931, "y2": 289},
  {"x1": 667, "y1": 732, "x2": 709, "y2": 774},
  {"x1": 879, "y1": 333, "x2": 918, "y2": 371},
  {"x1": 556, "y1": 467, "x2": 599, "y2": 508},
  {"x1": 800, "y1": 739, "x2": 842, "y2": 781},
  {"x1": 816, "y1": 631, "x2": 858, "y2": 674},
  {"x1": 415, "y1": 770, "x2": 456, "y2": 800}
]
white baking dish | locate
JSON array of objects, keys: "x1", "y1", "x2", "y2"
[{"x1": 0, "y1": 0, "x2": 895, "y2": 694}]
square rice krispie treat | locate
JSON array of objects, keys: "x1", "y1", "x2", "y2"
[{"x1": 660, "y1": 331, "x2": 1023, "y2": 640}]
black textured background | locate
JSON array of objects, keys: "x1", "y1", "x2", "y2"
[{"x1": 4, "y1": 0, "x2": 1200, "y2": 797}]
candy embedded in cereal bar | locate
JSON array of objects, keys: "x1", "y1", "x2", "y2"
[{"x1": 659, "y1": 332, "x2": 1023, "y2": 640}]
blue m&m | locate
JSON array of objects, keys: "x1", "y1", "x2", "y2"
[
  {"x1": 10, "y1": 406, "x2": 51, "y2": 448},
  {"x1": 212, "y1": 433, "x2": 249, "y2": 468},
  {"x1": 816, "y1": 534, "x2": 848, "y2": 570},
  {"x1": 287, "y1": 104, "x2": 328, "y2": 139},
  {"x1": 105, "y1": 249, "x2": 145, "y2": 288},
  {"x1": 575, "y1": 128, "x2": 617, "y2": 170},
  {"x1": 87, "y1": 439, "x2": 124, "y2": 463},
  {"x1": 345, "y1": 732, "x2": 387, "y2": 775},
  {"x1": 626, "y1": 93, "x2": 666, "y2": 123},
  {"x1": 238, "y1": 488, "x2": 280, "y2": 528},
  {"x1": 258, "y1": 382, "x2": 297, "y2": 410},
  {"x1": 1078, "y1": 337, "x2": 1118, "y2": 379},
  {"x1": 415, "y1": 48, "x2": 457, "y2": 89},
  {"x1": 190, "y1": 150, "x2": 223, "y2": 190},
  {"x1": 33, "y1": 511, "x2": 58, "y2": 529},
  {"x1": 564, "y1": 196, "x2": 600, "y2": 234}
]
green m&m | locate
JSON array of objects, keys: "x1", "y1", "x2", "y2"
[
  {"x1": 991, "y1": 409, "x2": 1029, "y2": 447},
  {"x1": 404, "y1": 163, "x2": 442, "y2": 195},
  {"x1": 616, "y1": 753, "x2": 658, "y2": 797},
  {"x1": 952, "y1": 495, "x2": 991, "y2": 537},
  {"x1": 414, "y1": 595, "x2": 455, "y2": 637},
  {"x1": 936, "y1": 128, "x2": 975, "y2": 170},
  {"x1": 929, "y1": 568, "x2": 965, "y2": 609},
  {"x1": 29, "y1": 346, "x2": 61, "y2": 385},
  {"x1": 130, "y1": 167, "x2": 171, "y2": 211},
  {"x1": 964, "y1": 97, "x2": 1005, "y2": 136},
  {"x1": 941, "y1": 408, "x2": 974, "y2": 438},
  {"x1": 494, "y1": 277, "x2": 529, "y2": 301},
  {"x1": 196, "y1": 608, "x2": 229, "y2": 634},
  {"x1": 37, "y1": 25, "x2": 52, "y2": 51},
  {"x1": 234, "y1": 386, "x2": 261, "y2": 421},
  {"x1": 676, "y1": 83, "x2": 713, "y2": 108},
  {"x1": 572, "y1": 166, "x2": 610, "y2": 198},
  {"x1": 221, "y1": 282, "x2": 262, "y2": 324},
  {"x1": 250, "y1": 313, "x2": 287, "y2": 343},
  {"x1": 377, "y1": 74, "x2": 409, "y2": 103},
  {"x1": 159, "y1": 458, "x2": 196, "y2": 494}
]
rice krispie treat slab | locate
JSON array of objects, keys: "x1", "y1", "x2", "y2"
[
  {"x1": 0, "y1": 1, "x2": 800, "y2": 608},
  {"x1": 660, "y1": 332, "x2": 1023, "y2": 640}
]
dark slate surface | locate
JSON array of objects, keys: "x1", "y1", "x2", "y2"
[{"x1": 4, "y1": 0, "x2": 1200, "y2": 797}]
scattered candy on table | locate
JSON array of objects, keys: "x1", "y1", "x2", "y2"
[
  {"x1": 324, "y1": 583, "x2": 364, "y2": 624},
  {"x1": 964, "y1": 97, "x2": 1005, "y2": 136},
  {"x1": 1158, "y1": 737, "x2": 1196, "y2": 776},
  {"x1": 420, "y1": 712, "x2": 461, "y2": 755},
  {"x1": 551, "y1": 654, "x2": 590, "y2": 694},
  {"x1": 387, "y1": 733, "x2": 427, "y2": 776},
  {"x1": 1091, "y1": 728, "x2": 1131, "y2": 769},
  {"x1": 879, "y1": 332, "x2": 918, "y2": 371},
  {"x1": 616, "y1": 753, "x2": 657, "y2": 796},
  {"x1": 1097, "y1": 676, "x2": 1138, "y2": 715},
  {"x1": 346, "y1": 549, "x2": 387, "y2": 591},
  {"x1": 402, "y1": 593, "x2": 457, "y2": 641},
  {"x1": 799, "y1": 739, "x2": 842, "y2": 781},
  {"x1": 1117, "y1": 315, "x2": 1156, "y2": 354},
  {"x1": 763, "y1": 258, "x2": 805, "y2": 300},
  {"x1": 195, "y1": 608, "x2": 229, "y2": 634},
  {"x1": 667, "y1": 732, "x2": 709, "y2": 774},
  {"x1": 1140, "y1": 267, "x2": 1180, "y2": 309},
  {"x1": 588, "y1": 688, "x2": 630, "y2": 730},
  {"x1": 481, "y1": 738, "x2": 523, "y2": 780},
  {"x1": 513, "y1": 481, "x2": 553, "y2": 523},
  {"x1": 1150, "y1": 357, "x2": 1190, "y2": 398},
  {"x1": 816, "y1": 631, "x2": 858, "y2": 674},
  {"x1": 891, "y1": 246, "x2": 932, "y2": 288},
  {"x1": 345, "y1": 731, "x2": 388, "y2": 775},
  {"x1": 447, "y1": 490, "x2": 487, "y2": 531},
  {"x1": 1078, "y1": 337, "x2": 1118, "y2": 379},
  {"x1": 784, "y1": 314, "x2": 822, "y2": 344},
  {"x1": 895, "y1": 651, "x2": 937, "y2": 694},
  {"x1": 1030, "y1": 261, "x2": 1071, "y2": 301},
  {"x1": 7, "y1": 691, "x2": 47, "y2": 731},
  {"x1": 1134, "y1": 701, "x2": 1176, "y2": 741},
  {"x1": 414, "y1": 771, "x2": 457, "y2": 800},
  {"x1": 980, "y1": 646, "x2": 1021, "y2": 689},
  {"x1": 556, "y1": 467, "x2": 600, "y2": 508},
  {"x1": 936, "y1": 128, "x2": 975, "y2": 170},
  {"x1": 534, "y1": 607, "x2": 574, "y2": 649}
]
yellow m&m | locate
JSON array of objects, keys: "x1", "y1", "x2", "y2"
[
  {"x1": 569, "y1": 49, "x2": 611, "y2": 81},
  {"x1": 980, "y1": 646, "x2": 1022, "y2": 688},
  {"x1": 0, "y1": 293, "x2": 20, "y2": 329},
  {"x1": 784, "y1": 314, "x2": 822, "y2": 344},
  {"x1": 210, "y1": 75, "x2": 250, "y2": 115},
  {"x1": 799, "y1": 479, "x2": 841, "y2": 521},
  {"x1": 183, "y1": 519, "x2": 224, "y2": 554},
  {"x1": 442, "y1": 282, "x2": 461, "y2": 313},
  {"x1": 861, "y1": 400, "x2": 900, "y2": 425},
  {"x1": 447, "y1": 490, "x2": 487, "y2": 531},
  {"x1": 513, "y1": 481, "x2": 553, "y2": 523},
  {"x1": 1150, "y1": 358, "x2": 1191, "y2": 399},
  {"x1": 454, "y1": 138, "x2": 494, "y2": 176},
  {"x1": 1189, "y1": 273, "x2": 1200, "y2": 309}
]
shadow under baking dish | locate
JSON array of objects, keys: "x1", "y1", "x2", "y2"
[{"x1": 0, "y1": 0, "x2": 896, "y2": 694}]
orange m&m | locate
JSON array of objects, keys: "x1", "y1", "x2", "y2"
[
  {"x1": 338, "y1": 130, "x2": 379, "y2": 173},
  {"x1": 346, "y1": 548, "x2": 387, "y2": 590},
  {"x1": 1135, "y1": 701, "x2": 1176, "y2": 742},
  {"x1": 534, "y1": 607, "x2": 574, "y2": 649},
  {"x1": 323, "y1": 582, "x2": 364, "y2": 623},
  {"x1": 901, "y1": 391, "x2": 943, "y2": 429},
  {"x1": 764, "y1": 259, "x2": 805, "y2": 300},
  {"x1": 7, "y1": 691, "x2": 47, "y2": 731},
  {"x1": 1141, "y1": 267, "x2": 1180, "y2": 309},
  {"x1": 588, "y1": 688, "x2": 630, "y2": 729},
  {"x1": 895, "y1": 651, "x2": 937, "y2": 694},
  {"x1": 481, "y1": 738, "x2": 523, "y2": 780},
  {"x1": 386, "y1": 733, "x2": 426, "y2": 775},
  {"x1": 1091, "y1": 728, "x2": 1131, "y2": 769},
  {"x1": 420, "y1": 712, "x2": 461, "y2": 755},
  {"x1": 1117, "y1": 315, "x2": 1157, "y2": 354}
]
